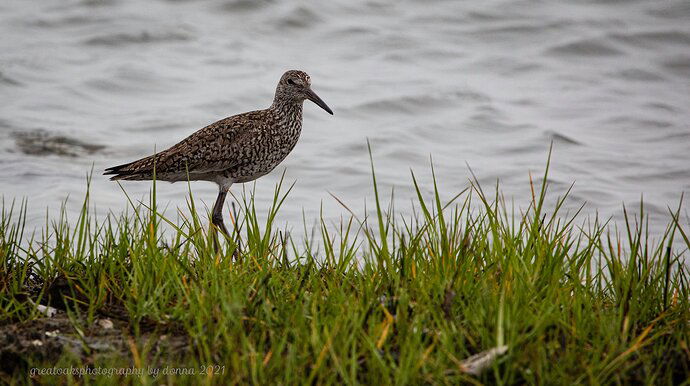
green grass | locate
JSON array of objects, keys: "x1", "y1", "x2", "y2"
[{"x1": 1, "y1": 151, "x2": 689, "y2": 385}]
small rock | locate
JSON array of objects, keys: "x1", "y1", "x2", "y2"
[
  {"x1": 36, "y1": 304, "x2": 58, "y2": 318},
  {"x1": 31, "y1": 339, "x2": 43, "y2": 346},
  {"x1": 460, "y1": 345, "x2": 509, "y2": 375},
  {"x1": 97, "y1": 318, "x2": 114, "y2": 329},
  {"x1": 45, "y1": 330, "x2": 60, "y2": 338}
]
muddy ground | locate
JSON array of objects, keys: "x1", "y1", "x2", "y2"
[{"x1": 0, "y1": 309, "x2": 190, "y2": 378}]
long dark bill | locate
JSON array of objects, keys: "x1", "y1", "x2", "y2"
[{"x1": 305, "y1": 88, "x2": 334, "y2": 115}]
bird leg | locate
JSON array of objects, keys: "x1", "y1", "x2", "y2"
[
  {"x1": 211, "y1": 187, "x2": 240, "y2": 260},
  {"x1": 212, "y1": 188, "x2": 230, "y2": 237}
]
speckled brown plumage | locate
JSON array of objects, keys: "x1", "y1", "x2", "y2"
[
  {"x1": 105, "y1": 70, "x2": 331, "y2": 186},
  {"x1": 104, "y1": 70, "x2": 333, "y2": 236}
]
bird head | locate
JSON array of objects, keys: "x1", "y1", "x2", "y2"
[{"x1": 275, "y1": 70, "x2": 333, "y2": 115}]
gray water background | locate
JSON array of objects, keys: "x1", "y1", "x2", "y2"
[{"x1": 1, "y1": 0, "x2": 689, "y2": 238}]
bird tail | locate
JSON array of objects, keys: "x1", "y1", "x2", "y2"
[{"x1": 104, "y1": 155, "x2": 157, "y2": 181}]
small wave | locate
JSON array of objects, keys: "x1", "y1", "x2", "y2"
[
  {"x1": 12, "y1": 130, "x2": 104, "y2": 158},
  {"x1": 635, "y1": 119, "x2": 672, "y2": 129},
  {"x1": 499, "y1": 141, "x2": 543, "y2": 156},
  {"x1": 644, "y1": 102, "x2": 677, "y2": 113},
  {"x1": 660, "y1": 56, "x2": 690, "y2": 78},
  {"x1": 326, "y1": 25, "x2": 376, "y2": 39},
  {"x1": 546, "y1": 38, "x2": 624, "y2": 57},
  {"x1": 352, "y1": 91, "x2": 489, "y2": 116},
  {"x1": 611, "y1": 30, "x2": 690, "y2": 48},
  {"x1": 652, "y1": 132, "x2": 690, "y2": 142},
  {"x1": 79, "y1": 0, "x2": 118, "y2": 6},
  {"x1": 82, "y1": 62, "x2": 189, "y2": 95},
  {"x1": 217, "y1": 0, "x2": 274, "y2": 12},
  {"x1": 466, "y1": 104, "x2": 509, "y2": 128},
  {"x1": 613, "y1": 68, "x2": 666, "y2": 82},
  {"x1": 648, "y1": 2, "x2": 690, "y2": 19},
  {"x1": 353, "y1": 97, "x2": 415, "y2": 115},
  {"x1": 622, "y1": 168, "x2": 690, "y2": 184},
  {"x1": 602, "y1": 116, "x2": 673, "y2": 130},
  {"x1": 84, "y1": 30, "x2": 191, "y2": 46},
  {"x1": 470, "y1": 21, "x2": 563, "y2": 38},
  {"x1": 468, "y1": 56, "x2": 544, "y2": 76},
  {"x1": 466, "y1": 10, "x2": 514, "y2": 22},
  {"x1": 0, "y1": 71, "x2": 22, "y2": 86},
  {"x1": 26, "y1": 15, "x2": 108, "y2": 29},
  {"x1": 275, "y1": 6, "x2": 321, "y2": 29},
  {"x1": 543, "y1": 130, "x2": 582, "y2": 146}
]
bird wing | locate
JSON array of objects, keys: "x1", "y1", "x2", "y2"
[
  {"x1": 105, "y1": 110, "x2": 267, "y2": 180},
  {"x1": 160, "y1": 111, "x2": 269, "y2": 174}
]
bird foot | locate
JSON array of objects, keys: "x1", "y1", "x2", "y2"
[{"x1": 211, "y1": 215, "x2": 240, "y2": 260}]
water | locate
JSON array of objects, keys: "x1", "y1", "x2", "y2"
[{"x1": 1, "y1": 0, "x2": 689, "y2": 237}]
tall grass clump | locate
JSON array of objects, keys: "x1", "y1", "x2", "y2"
[{"x1": 1, "y1": 152, "x2": 688, "y2": 385}]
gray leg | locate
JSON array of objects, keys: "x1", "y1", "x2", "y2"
[
  {"x1": 211, "y1": 181, "x2": 239, "y2": 259},
  {"x1": 212, "y1": 188, "x2": 230, "y2": 237}
]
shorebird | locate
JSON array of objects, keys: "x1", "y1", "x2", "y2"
[{"x1": 104, "y1": 70, "x2": 333, "y2": 237}]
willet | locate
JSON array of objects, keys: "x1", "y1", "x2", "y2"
[{"x1": 104, "y1": 70, "x2": 333, "y2": 236}]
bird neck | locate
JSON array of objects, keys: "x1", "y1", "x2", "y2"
[{"x1": 270, "y1": 97, "x2": 304, "y2": 124}]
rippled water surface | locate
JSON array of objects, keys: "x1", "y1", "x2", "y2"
[{"x1": 1, "y1": 0, "x2": 689, "y2": 235}]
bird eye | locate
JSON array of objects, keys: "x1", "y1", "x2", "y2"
[{"x1": 287, "y1": 79, "x2": 296, "y2": 85}]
